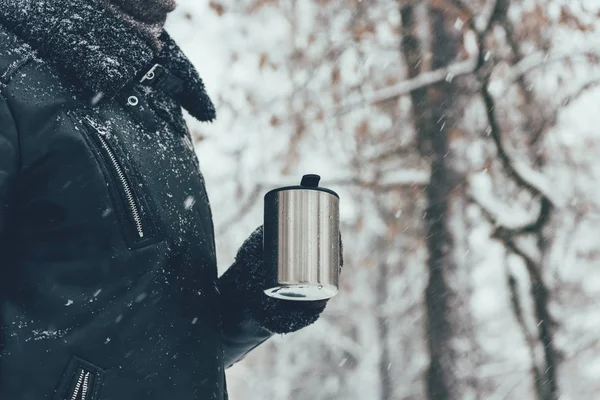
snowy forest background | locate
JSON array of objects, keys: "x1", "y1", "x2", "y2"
[{"x1": 166, "y1": 1, "x2": 600, "y2": 399}]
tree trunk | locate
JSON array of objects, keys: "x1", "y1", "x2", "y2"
[
  {"x1": 376, "y1": 255, "x2": 393, "y2": 400},
  {"x1": 401, "y1": 4, "x2": 480, "y2": 399}
]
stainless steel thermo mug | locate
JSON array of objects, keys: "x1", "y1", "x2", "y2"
[{"x1": 263, "y1": 174, "x2": 340, "y2": 301}]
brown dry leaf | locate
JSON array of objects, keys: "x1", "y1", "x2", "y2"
[
  {"x1": 429, "y1": 0, "x2": 471, "y2": 21},
  {"x1": 191, "y1": 130, "x2": 206, "y2": 143},
  {"x1": 333, "y1": 92, "x2": 342, "y2": 106},
  {"x1": 560, "y1": 6, "x2": 592, "y2": 31},
  {"x1": 259, "y1": 53, "x2": 269, "y2": 70},
  {"x1": 352, "y1": 23, "x2": 376, "y2": 41},
  {"x1": 270, "y1": 115, "x2": 281, "y2": 127},
  {"x1": 448, "y1": 128, "x2": 464, "y2": 142},
  {"x1": 246, "y1": 93, "x2": 257, "y2": 108},
  {"x1": 364, "y1": 257, "x2": 377, "y2": 269},
  {"x1": 315, "y1": 108, "x2": 325, "y2": 122},
  {"x1": 209, "y1": 1, "x2": 226, "y2": 16},
  {"x1": 383, "y1": 76, "x2": 400, "y2": 87},
  {"x1": 520, "y1": 5, "x2": 550, "y2": 40},
  {"x1": 331, "y1": 66, "x2": 341, "y2": 85},
  {"x1": 483, "y1": 159, "x2": 493, "y2": 171},
  {"x1": 386, "y1": 223, "x2": 399, "y2": 240},
  {"x1": 355, "y1": 120, "x2": 370, "y2": 142},
  {"x1": 248, "y1": 0, "x2": 280, "y2": 13}
]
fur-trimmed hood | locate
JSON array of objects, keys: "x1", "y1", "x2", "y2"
[{"x1": 0, "y1": 0, "x2": 215, "y2": 122}]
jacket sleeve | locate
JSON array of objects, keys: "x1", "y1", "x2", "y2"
[
  {"x1": 0, "y1": 92, "x2": 19, "y2": 239},
  {"x1": 218, "y1": 267, "x2": 273, "y2": 369}
]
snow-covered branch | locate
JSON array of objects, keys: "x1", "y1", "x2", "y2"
[
  {"x1": 452, "y1": 0, "x2": 498, "y2": 36},
  {"x1": 338, "y1": 33, "x2": 600, "y2": 117},
  {"x1": 333, "y1": 15, "x2": 597, "y2": 117},
  {"x1": 490, "y1": 127, "x2": 566, "y2": 209},
  {"x1": 474, "y1": 0, "x2": 499, "y2": 33},
  {"x1": 335, "y1": 58, "x2": 477, "y2": 114},
  {"x1": 481, "y1": 73, "x2": 566, "y2": 210},
  {"x1": 365, "y1": 58, "x2": 477, "y2": 102},
  {"x1": 488, "y1": 45, "x2": 600, "y2": 98},
  {"x1": 468, "y1": 171, "x2": 541, "y2": 231},
  {"x1": 451, "y1": 0, "x2": 499, "y2": 34},
  {"x1": 509, "y1": 162, "x2": 567, "y2": 208},
  {"x1": 510, "y1": 160, "x2": 566, "y2": 208},
  {"x1": 562, "y1": 76, "x2": 600, "y2": 106},
  {"x1": 468, "y1": 170, "x2": 547, "y2": 265},
  {"x1": 507, "y1": 44, "x2": 600, "y2": 84}
]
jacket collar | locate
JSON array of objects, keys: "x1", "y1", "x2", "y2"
[{"x1": 0, "y1": 0, "x2": 215, "y2": 122}]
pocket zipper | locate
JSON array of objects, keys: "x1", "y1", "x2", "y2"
[
  {"x1": 83, "y1": 116, "x2": 145, "y2": 239},
  {"x1": 70, "y1": 369, "x2": 91, "y2": 400}
]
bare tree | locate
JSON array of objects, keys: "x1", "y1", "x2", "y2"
[{"x1": 170, "y1": 0, "x2": 600, "y2": 399}]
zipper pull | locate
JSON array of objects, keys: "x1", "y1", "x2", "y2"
[{"x1": 84, "y1": 116, "x2": 109, "y2": 136}]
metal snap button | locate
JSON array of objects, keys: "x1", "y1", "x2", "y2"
[{"x1": 127, "y1": 96, "x2": 139, "y2": 106}]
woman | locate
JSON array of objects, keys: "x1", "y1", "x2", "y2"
[{"x1": 0, "y1": 1, "x2": 338, "y2": 398}]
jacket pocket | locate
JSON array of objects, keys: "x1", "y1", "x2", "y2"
[
  {"x1": 53, "y1": 356, "x2": 105, "y2": 400},
  {"x1": 70, "y1": 111, "x2": 159, "y2": 248}
]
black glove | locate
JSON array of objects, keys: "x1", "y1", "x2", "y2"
[{"x1": 219, "y1": 226, "x2": 343, "y2": 334}]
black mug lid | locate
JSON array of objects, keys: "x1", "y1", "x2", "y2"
[
  {"x1": 265, "y1": 174, "x2": 340, "y2": 198},
  {"x1": 300, "y1": 174, "x2": 321, "y2": 188}
]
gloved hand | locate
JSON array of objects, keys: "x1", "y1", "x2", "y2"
[{"x1": 219, "y1": 226, "x2": 343, "y2": 334}]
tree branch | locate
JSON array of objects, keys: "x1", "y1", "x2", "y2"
[
  {"x1": 499, "y1": 236, "x2": 559, "y2": 399},
  {"x1": 331, "y1": 26, "x2": 600, "y2": 119},
  {"x1": 506, "y1": 271, "x2": 544, "y2": 400},
  {"x1": 561, "y1": 76, "x2": 600, "y2": 106},
  {"x1": 334, "y1": 58, "x2": 478, "y2": 115},
  {"x1": 476, "y1": 198, "x2": 559, "y2": 400},
  {"x1": 481, "y1": 76, "x2": 564, "y2": 208},
  {"x1": 468, "y1": 171, "x2": 541, "y2": 231},
  {"x1": 474, "y1": 0, "x2": 500, "y2": 33},
  {"x1": 506, "y1": 45, "x2": 600, "y2": 85},
  {"x1": 450, "y1": 0, "x2": 499, "y2": 34}
]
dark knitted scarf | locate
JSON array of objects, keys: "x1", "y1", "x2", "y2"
[
  {"x1": 0, "y1": 0, "x2": 215, "y2": 122},
  {"x1": 102, "y1": 0, "x2": 176, "y2": 51},
  {"x1": 109, "y1": 0, "x2": 176, "y2": 25}
]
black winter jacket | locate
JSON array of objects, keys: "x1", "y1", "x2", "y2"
[{"x1": 0, "y1": 2, "x2": 325, "y2": 399}]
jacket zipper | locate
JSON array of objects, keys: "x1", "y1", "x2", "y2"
[
  {"x1": 70, "y1": 369, "x2": 91, "y2": 400},
  {"x1": 83, "y1": 116, "x2": 145, "y2": 239}
]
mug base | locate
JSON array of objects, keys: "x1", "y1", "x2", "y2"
[{"x1": 264, "y1": 284, "x2": 338, "y2": 301}]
